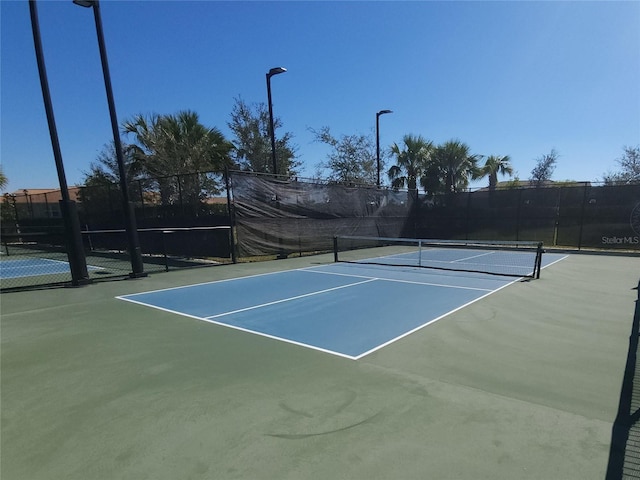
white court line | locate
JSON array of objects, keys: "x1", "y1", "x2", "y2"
[
  {"x1": 451, "y1": 251, "x2": 495, "y2": 263},
  {"x1": 0, "y1": 258, "x2": 105, "y2": 272},
  {"x1": 118, "y1": 268, "x2": 307, "y2": 298},
  {"x1": 300, "y1": 267, "x2": 493, "y2": 292},
  {"x1": 541, "y1": 254, "x2": 570, "y2": 269},
  {"x1": 117, "y1": 295, "x2": 359, "y2": 360},
  {"x1": 352, "y1": 254, "x2": 571, "y2": 359},
  {"x1": 1, "y1": 258, "x2": 69, "y2": 269},
  {"x1": 204, "y1": 278, "x2": 376, "y2": 319},
  {"x1": 353, "y1": 277, "x2": 521, "y2": 359},
  {"x1": 117, "y1": 254, "x2": 570, "y2": 360},
  {"x1": 118, "y1": 273, "x2": 514, "y2": 361}
]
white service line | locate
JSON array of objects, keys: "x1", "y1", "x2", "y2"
[
  {"x1": 353, "y1": 276, "x2": 521, "y2": 359},
  {"x1": 117, "y1": 295, "x2": 360, "y2": 360},
  {"x1": 4, "y1": 258, "x2": 70, "y2": 269},
  {"x1": 451, "y1": 251, "x2": 495, "y2": 263},
  {"x1": 204, "y1": 278, "x2": 377, "y2": 320},
  {"x1": 301, "y1": 267, "x2": 493, "y2": 292}
]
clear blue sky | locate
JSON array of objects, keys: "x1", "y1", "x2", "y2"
[{"x1": 1, "y1": 0, "x2": 639, "y2": 194}]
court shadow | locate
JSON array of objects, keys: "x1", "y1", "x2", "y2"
[{"x1": 606, "y1": 278, "x2": 640, "y2": 479}]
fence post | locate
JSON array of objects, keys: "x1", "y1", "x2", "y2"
[
  {"x1": 12, "y1": 194, "x2": 20, "y2": 225},
  {"x1": 162, "y1": 230, "x2": 170, "y2": 272},
  {"x1": 43, "y1": 192, "x2": 49, "y2": 218},
  {"x1": 177, "y1": 174, "x2": 183, "y2": 215},
  {"x1": 138, "y1": 179, "x2": 145, "y2": 219},
  {"x1": 224, "y1": 168, "x2": 237, "y2": 263},
  {"x1": 553, "y1": 187, "x2": 562, "y2": 246},
  {"x1": 577, "y1": 182, "x2": 589, "y2": 250}
]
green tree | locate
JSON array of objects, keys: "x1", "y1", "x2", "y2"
[
  {"x1": 124, "y1": 111, "x2": 233, "y2": 177},
  {"x1": 82, "y1": 141, "x2": 144, "y2": 185},
  {"x1": 123, "y1": 111, "x2": 233, "y2": 208},
  {"x1": 311, "y1": 126, "x2": 377, "y2": 185},
  {"x1": 79, "y1": 141, "x2": 144, "y2": 220},
  {"x1": 602, "y1": 146, "x2": 640, "y2": 184},
  {"x1": 228, "y1": 96, "x2": 299, "y2": 176},
  {"x1": 1, "y1": 194, "x2": 17, "y2": 230},
  {"x1": 478, "y1": 155, "x2": 514, "y2": 190},
  {"x1": 387, "y1": 135, "x2": 434, "y2": 191},
  {"x1": 431, "y1": 140, "x2": 480, "y2": 193},
  {"x1": 529, "y1": 149, "x2": 558, "y2": 187}
]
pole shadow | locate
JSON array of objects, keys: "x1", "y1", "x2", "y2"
[{"x1": 606, "y1": 277, "x2": 640, "y2": 479}]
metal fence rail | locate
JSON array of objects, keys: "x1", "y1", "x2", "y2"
[
  {"x1": 0, "y1": 226, "x2": 233, "y2": 291},
  {"x1": 2, "y1": 173, "x2": 638, "y2": 291},
  {"x1": 411, "y1": 183, "x2": 640, "y2": 251}
]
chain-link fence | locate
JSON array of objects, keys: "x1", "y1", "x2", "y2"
[
  {"x1": 2, "y1": 172, "x2": 638, "y2": 291},
  {"x1": 1, "y1": 172, "x2": 233, "y2": 291},
  {"x1": 229, "y1": 173, "x2": 640, "y2": 257},
  {"x1": 411, "y1": 182, "x2": 640, "y2": 250},
  {"x1": 0, "y1": 224, "x2": 233, "y2": 291}
]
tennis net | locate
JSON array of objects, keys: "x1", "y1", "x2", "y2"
[{"x1": 333, "y1": 236, "x2": 545, "y2": 278}]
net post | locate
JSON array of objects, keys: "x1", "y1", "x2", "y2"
[
  {"x1": 224, "y1": 168, "x2": 238, "y2": 264},
  {"x1": 418, "y1": 239, "x2": 422, "y2": 267},
  {"x1": 333, "y1": 236, "x2": 339, "y2": 263},
  {"x1": 535, "y1": 242, "x2": 544, "y2": 279},
  {"x1": 162, "y1": 230, "x2": 170, "y2": 272}
]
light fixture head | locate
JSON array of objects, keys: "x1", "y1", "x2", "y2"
[
  {"x1": 73, "y1": 0, "x2": 95, "y2": 7},
  {"x1": 377, "y1": 109, "x2": 393, "y2": 116},
  {"x1": 268, "y1": 67, "x2": 287, "y2": 77}
]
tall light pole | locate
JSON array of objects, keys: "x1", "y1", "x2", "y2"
[
  {"x1": 29, "y1": 0, "x2": 89, "y2": 286},
  {"x1": 74, "y1": 0, "x2": 145, "y2": 277},
  {"x1": 376, "y1": 109, "x2": 393, "y2": 187},
  {"x1": 266, "y1": 67, "x2": 286, "y2": 176}
]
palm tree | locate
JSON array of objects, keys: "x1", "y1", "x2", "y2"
[
  {"x1": 431, "y1": 140, "x2": 480, "y2": 193},
  {"x1": 478, "y1": 155, "x2": 513, "y2": 190},
  {"x1": 123, "y1": 113, "x2": 173, "y2": 206},
  {"x1": 123, "y1": 111, "x2": 232, "y2": 177},
  {"x1": 123, "y1": 111, "x2": 233, "y2": 208},
  {"x1": 388, "y1": 134, "x2": 434, "y2": 194},
  {"x1": 0, "y1": 166, "x2": 7, "y2": 191},
  {"x1": 156, "y1": 111, "x2": 232, "y2": 173},
  {"x1": 158, "y1": 111, "x2": 233, "y2": 208}
]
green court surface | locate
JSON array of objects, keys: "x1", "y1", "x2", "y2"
[{"x1": 1, "y1": 252, "x2": 639, "y2": 479}]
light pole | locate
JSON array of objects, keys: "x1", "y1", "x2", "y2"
[
  {"x1": 376, "y1": 109, "x2": 392, "y2": 187},
  {"x1": 266, "y1": 67, "x2": 286, "y2": 176},
  {"x1": 74, "y1": 0, "x2": 145, "y2": 277},
  {"x1": 29, "y1": 0, "x2": 89, "y2": 286}
]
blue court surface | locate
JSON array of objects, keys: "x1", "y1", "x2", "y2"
[
  {"x1": 0, "y1": 258, "x2": 103, "y2": 280},
  {"x1": 118, "y1": 252, "x2": 567, "y2": 359}
]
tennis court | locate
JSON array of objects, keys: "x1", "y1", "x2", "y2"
[
  {"x1": 1, "y1": 249, "x2": 639, "y2": 480},
  {"x1": 0, "y1": 257, "x2": 104, "y2": 279},
  {"x1": 119, "y1": 246, "x2": 566, "y2": 359},
  {"x1": 0, "y1": 226, "x2": 235, "y2": 291}
]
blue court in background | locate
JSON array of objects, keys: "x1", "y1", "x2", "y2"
[
  {"x1": 0, "y1": 258, "x2": 102, "y2": 280},
  {"x1": 119, "y1": 252, "x2": 566, "y2": 359}
]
